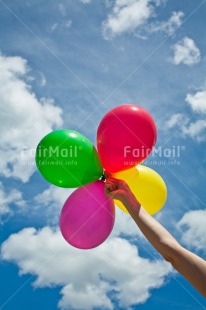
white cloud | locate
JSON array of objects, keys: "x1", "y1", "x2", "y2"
[
  {"x1": 64, "y1": 20, "x2": 72, "y2": 28},
  {"x1": 58, "y1": 4, "x2": 66, "y2": 16},
  {"x1": 1, "y1": 227, "x2": 172, "y2": 310},
  {"x1": 102, "y1": 0, "x2": 184, "y2": 40},
  {"x1": 0, "y1": 53, "x2": 63, "y2": 182},
  {"x1": 34, "y1": 185, "x2": 75, "y2": 224},
  {"x1": 186, "y1": 90, "x2": 206, "y2": 114},
  {"x1": 59, "y1": 282, "x2": 113, "y2": 310},
  {"x1": 39, "y1": 72, "x2": 47, "y2": 87},
  {"x1": 165, "y1": 87, "x2": 206, "y2": 141},
  {"x1": 50, "y1": 22, "x2": 59, "y2": 32},
  {"x1": 35, "y1": 186, "x2": 74, "y2": 209},
  {"x1": 102, "y1": 0, "x2": 154, "y2": 39},
  {"x1": 80, "y1": 0, "x2": 91, "y2": 3},
  {"x1": 149, "y1": 11, "x2": 184, "y2": 36},
  {"x1": 165, "y1": 114, "x2": 206, "y2": 142},
  {"x1": 164, "y1": 113, "x2": 189, "y2": 129},
  {"x1": 177, "y1": 210, "x2": 206, "y2": 251},
  {"x1": 182, "y1": 119, "x2": 206, "y2": 142},
  {"x1": 49, "y1": 20, "x2": 72, "y2": 33},
  {"x1": 183, "y1": 89, "x2": 206, "y2": 141},
  {"x1": 172, "y1": 37, "x2": 201, "y2": 66},
  {"x1": 0, "y1": 182, "x2": 25, "y2": 222}
]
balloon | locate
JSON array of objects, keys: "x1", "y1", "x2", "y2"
[
  {"x1": 97, "y1": 104, "x2": 157, "y2": 173},
  {"x1": 59, "y1": 180, "x2": 115, "y2": 249},
  {"x1": 112, "y1": 165, "x2": 167, "y2": 215},
  {"x1": 36, "y1": 130, "x2": 103, "y2": 188}
]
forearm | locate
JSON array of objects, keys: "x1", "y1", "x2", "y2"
[
  {"x1": 122, "y1": 195, "x2": 181, "y2": 262},
  {"x1": 105, "y1": 177, "x2": 206, "y2": 297},
  {"x1": 122, "y1": 195, "x2": 206, "y2": 297}
]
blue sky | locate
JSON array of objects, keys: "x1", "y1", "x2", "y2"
[{"x1": 0, "y1": 0, "x2": 206, "y2": 309}]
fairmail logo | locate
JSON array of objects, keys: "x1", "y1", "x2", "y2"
[{"x1": 124, "y1": 145, "x2": 185, "y2": 158}]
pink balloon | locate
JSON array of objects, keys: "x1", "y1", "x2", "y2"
[
  {"x1": 59, "y1": 181, "x2": 115, "y2": 249},
  {"x1": 97, "y1": 104, "x2": 157, "y2": 173}
]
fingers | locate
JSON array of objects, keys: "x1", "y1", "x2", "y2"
[
  {"x1": 104, "y1": 174, "x2": 129, "y2": 201},
  {"x1": 104, "y1": 171, "x2": 125, "y2": 188},
  {"x1": 104, "y1": 178, "x2": 119, "y2": 199},
  {"x1": 104, "y1": 180, "x2": 117, "y2": 192},
  {"x1": 104, "y1": 184, "x2": 114, "y2": 198},
  {"x1": 104, "y1": 186, "x2": 119, "y2": 199},
  {"x1": 106, "y1": 177, "x2": 126, "y2": 189}
]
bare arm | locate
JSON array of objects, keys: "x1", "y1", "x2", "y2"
[{"x1": 105, "y1": 177, "x2": 206, "y2": 298}]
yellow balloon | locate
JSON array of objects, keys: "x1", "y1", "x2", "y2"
[{"x1": 111, "y1": 165, "x2": 167, "y2": 215}]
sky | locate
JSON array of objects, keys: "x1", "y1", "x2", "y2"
[{"x1": 0, "y1": 0, "x2": 206, "y2": 309}]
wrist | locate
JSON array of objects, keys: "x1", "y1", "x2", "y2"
[{"x1": 121, "y1": 192, "x2": 141, "y2": 210}]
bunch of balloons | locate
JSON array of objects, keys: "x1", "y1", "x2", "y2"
[{"x1": 36, "y1": 104, "x2": 167, "y2": 250}]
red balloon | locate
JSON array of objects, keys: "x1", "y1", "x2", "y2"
[{"x1": 97, "y1": 104, "x2": 157, "y2": 173}]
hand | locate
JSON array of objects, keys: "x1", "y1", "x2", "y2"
[{"x1": 104, "y1": 175, "x2": 137, "y2": 204}]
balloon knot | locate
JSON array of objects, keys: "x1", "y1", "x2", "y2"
[{"x1": 101, "y1": 174, "x2": 106, "y2": 182}]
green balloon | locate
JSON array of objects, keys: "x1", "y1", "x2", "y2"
[{"x1": 35, "y1": 130, "x2": 103, "y2": 188}]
